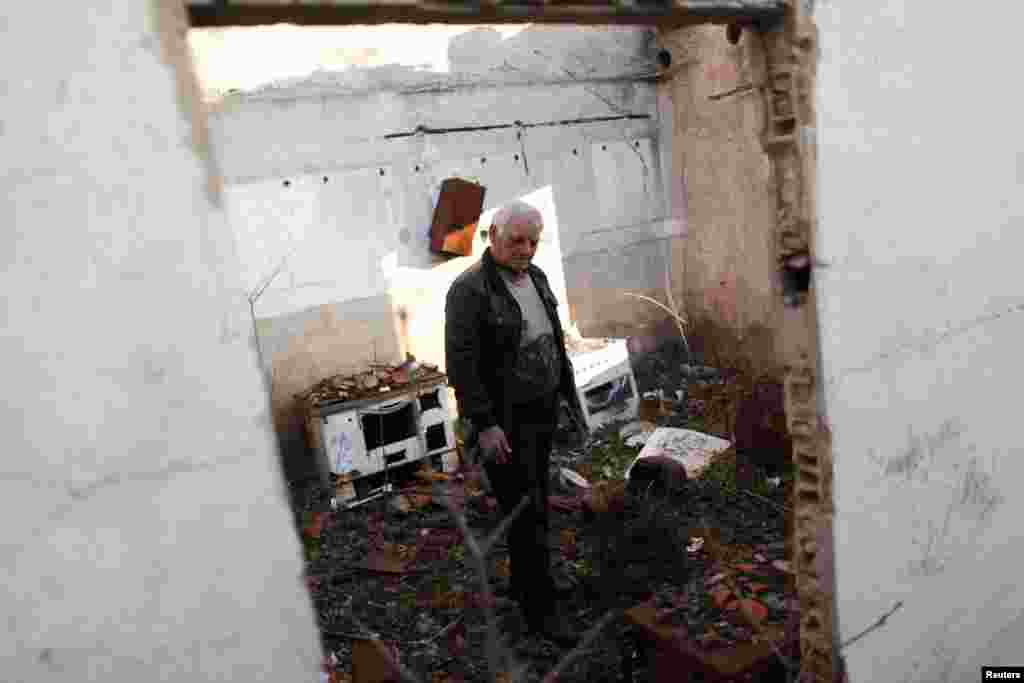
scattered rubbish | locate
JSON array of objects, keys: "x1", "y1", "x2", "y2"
[
  {"x1": 336, "y1": 476, "x2": 357, "y2": 505},
  {"x1": 415, "y1": 467, "x2": 451, "y2": 484},
  {"x1": 772, "y1": 559, "x2": 793, "y2": 574},
  {"x1": 440, "y1": 451, "x2": 460, "y2": 473},
  {"x1": 738, "y1": 598, "x2": 769, "y2": 625},
  {"x1": 710, "y1": 585, "x2": 733, "y2": 609},
  {"x1": 707, "y1": 572, "x2": 728, "y2": 586},
  {"x1": 559, "y1": 467, "x2": 591, "y2": 490},
  {"x1": 687, "y1": 537, "x2": 705, "y2": 553},
  {"x1": 733, "y1": 564, "x2": 758, "y2": 574},
  {"x1": 767, "y1": 476, "x2": 782, "y2": 488},
  {"x1": 494, "y1": 557, "x2": 511, "y2": 580},
  {"x1": 626, "y1": 455, "x2": 688, "y2": 497},
  {"x1": 582, "y1": 480, "x2": 627, "y2": 517},
  {"x1": 624, "y1": 428, "x2": 732, "y2": 481},
  {"x1": 638, "y1": 392, "x2": 672, "y2": 422},
  {"x1": 351, "y1": 637, "x2": 402, "y2": 683},
  {"x1": 356, "y1": 544, "x2": 415, "y2": 574},
  {"x1": 620, "y1": 420, "x2": 658, "y2": 447},
  {"x1": 303, "y1": 512, "x2": 333, "y2": 540},
  {"x1": 754, "y1": 553, "x2": 768, "y2": 563},
  {"x1": 549, "y1": 495, "x2": 582, "y2": 513},
  {"x1": 391, "y1": 493, "x2": 432, "y2": 515}
]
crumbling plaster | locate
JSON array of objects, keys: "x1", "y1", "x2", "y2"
[
  {"x1": 657, "y1": 22, "x2": 779, "y2": 358},
  {"x1": 816, "y1": 1, "x2": 1024, "y2": 680},
  {"x1": 1, "y1": 1, "x2": 318, "y2": 681}
]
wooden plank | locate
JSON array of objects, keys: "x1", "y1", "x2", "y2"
[{"x1": 188, "y1": 1, "x2": 786, "y2": 28}]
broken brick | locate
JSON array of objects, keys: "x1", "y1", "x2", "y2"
[
  {"x1": 738, "y1": 598, "x2": 769, "y2": 626},
  {"x1": 710, "y1": 585, "x2": 733, "y2": 609}
]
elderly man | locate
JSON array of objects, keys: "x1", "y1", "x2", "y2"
[{"x1": 445, "y1": 200, "x2": 586, "y2": 646}]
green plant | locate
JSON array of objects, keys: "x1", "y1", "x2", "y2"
[
  {"x1": 398, "y1": 590, "x2": 417, "y2": 611},
  {"x1": 303, "y1": 536, "x2": 321, "y2": 563},
  {"x1": 572, "y1": 559, "x2": 594, "y2": 578},
  {"x1": 587, "y1": 430, "x2": 642, "y2": 483},
  {"x1": 448, "y1": 544, "x2": 466, "y2": 564},
  {"x1": 697, "y1": 452, "x2": 740, "y2": 501}
]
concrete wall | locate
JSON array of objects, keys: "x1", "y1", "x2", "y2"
[
  {"x1": 817, "y1": 2, "x2": 1024, "y2": 680},
  {"x1": 205, "y1": 26, "x2": 682, "y2": 478},
  {"x1": 658, "y1": 23, "x2": 780, "y2": 363},
  {"x1": 0, "y1": 2, "x2": 319, "y2": 680}
]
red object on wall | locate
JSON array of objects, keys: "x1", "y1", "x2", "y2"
[{"x1": 429, "y1": 178, "x2": 486, "y2": 257}]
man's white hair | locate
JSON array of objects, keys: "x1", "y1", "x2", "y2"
[{"x1": 490, "y1": 200, "x2": 543, "y2": 240}]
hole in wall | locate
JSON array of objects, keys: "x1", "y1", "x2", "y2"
[
  {"x1": 322, "y1": 176, "x2": 328, "y2": 183},
  {"x1": 379, "y1": 168, "x2": 385, "y2": 176},
  {"x1": 781, "y1": 250, "x2": 812, "y2": 307},
  {"x1": 283, "y1": 180, "x2": 291, "y2": 187},
  {"x1": 726, "y1": 23, "x2": 743, "y2": 44}
]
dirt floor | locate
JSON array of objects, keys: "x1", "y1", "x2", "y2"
[{"x1": 293, "y1": 342, "x2": 799, "y2": 683}]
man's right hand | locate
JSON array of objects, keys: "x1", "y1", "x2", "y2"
[{"x1": 479, "y1": 426, "x2": 513, "y2": 464}]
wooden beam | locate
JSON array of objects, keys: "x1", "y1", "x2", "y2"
[{"x1": 187, "y1": 1, "x2": 786, "y2": 29}]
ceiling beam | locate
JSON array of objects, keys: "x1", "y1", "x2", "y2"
[{"x1": 186, "y1": 1, "x2": 786, "y2": 29}]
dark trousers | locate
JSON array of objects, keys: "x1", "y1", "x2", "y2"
[{"x1": 484, "y1": 391, "x2": 558, "y2": 623}]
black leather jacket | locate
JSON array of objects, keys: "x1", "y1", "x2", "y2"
[{"x1": 444, "y1": 247, "x2": 586, "y2": 436}]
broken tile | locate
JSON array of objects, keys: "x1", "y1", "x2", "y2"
[
  {"x1": 619, "y1": 420, "x2": 658, "y2": 447},
  {"x1": 624, "y1": 428, "x2": 731, "y2": 481},
  {"x1": 706, "y1": 572, "x2": 729, "y2": 587},
  {"x1": 351, "y1": 638, "x2": 402, "y2": 683},
  {"x1": 559, "y1": 467, "x2": 590, "y2": 491},
  {"x1": 738, "y1": 598, "x2": 769, "y2": 626},
  {"x1": 710, "y1": 585, "x2": 733, "y2": 609}
]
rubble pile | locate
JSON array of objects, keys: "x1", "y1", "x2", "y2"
[
  {"x1": 295, "y1": 340, "x2": 797, "y2": 683},
  {"x1": 297, "y1": 360, "x2": 445, "y2": 409}
]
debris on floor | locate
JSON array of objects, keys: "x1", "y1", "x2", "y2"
[
  {"x1": 293, "y1": 340, "x2": 797, "y2": 682},
  {"x1": 297, "y1": 356, "x2": 444, "y2": 408},
  {"x1": 624, "y1": 427, "x2": 731, "y2": 481}
]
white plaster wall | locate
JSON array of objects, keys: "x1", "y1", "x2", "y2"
[
  {"x1": 0, "y1": 2, "x2": 319, "y2": 680},
  {"x1": 817, "y1": 2, "x2": 1024, "y2": 680},
  {"x1": 212, "y1": 49, "x2": 679, "y2": 350}
]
